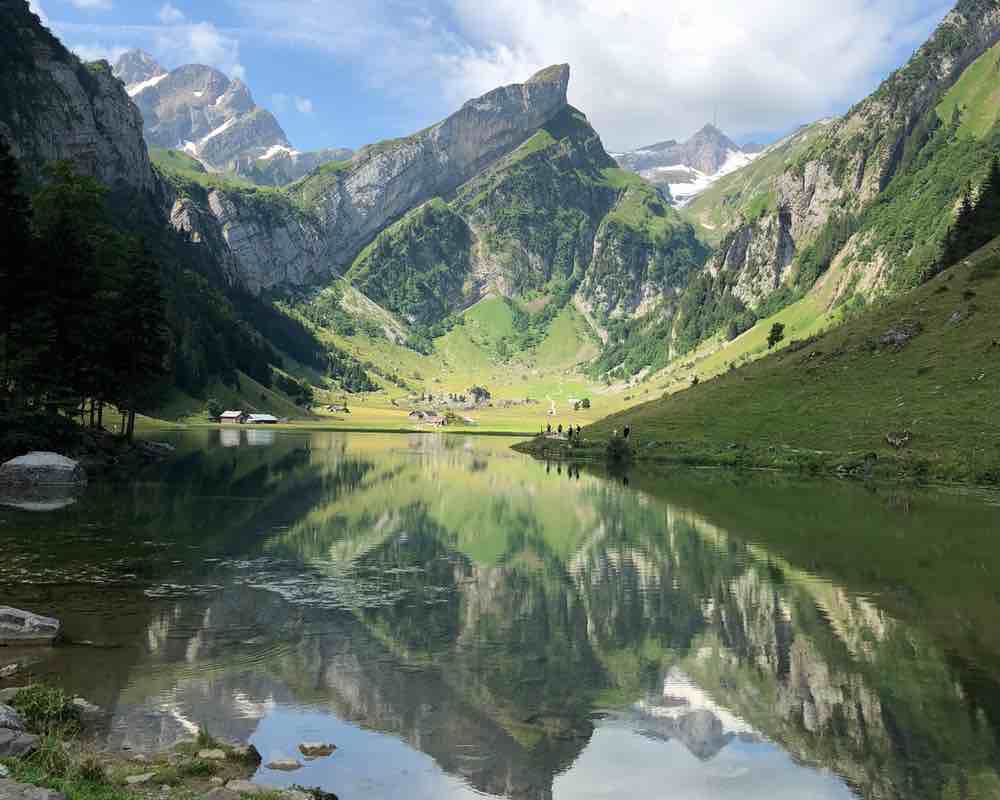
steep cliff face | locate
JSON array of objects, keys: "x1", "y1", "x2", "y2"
[
  {"x1": 703, "y1": 0, "x2": 1000, "y2": 311},
  {"x1": 0, "y1": 1, "x2": 155, "y2": 194},
  {"x1": 335, "y1": 104, "x2": 706, "y2": 324},
  {"x1": 186, "y1": 65, "x2": 573, "y2": 294}
]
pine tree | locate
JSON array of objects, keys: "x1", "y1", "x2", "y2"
[
  {"x1": 112, "y1": 238, "x2": 171, "y2": 441},
  {"x1": 0, "y1": 138, "x2": 34, "y2": 408}
]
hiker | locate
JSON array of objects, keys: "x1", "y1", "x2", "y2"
[
  {"x1": 623, "y1": 425, "x2": 631, "y2": 440},
  {"x1": 547, "y1": 423, "x2": 552, "y2": 435},
  {"x1": 567, "y1": 426, "x2": 574, "y2": 441},
  {"x1": 576, "y1": 425, "x2": 582, "y2": 438},
  {"x1": 558, "y1": 424, "x2": 563, "y2": 436}
]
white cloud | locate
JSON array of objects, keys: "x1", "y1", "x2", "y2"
[
  {"x1": 157, "y1": 3, "x2": 185, "y2": 24},
  {"x1": 70, "y1": 42, "x2": 128, "y2": 63},
  {"x1": 68, "y1": 0, "x2": 113, "y2": 10},
  {"x1": 154, "y1": 21, "x2": 245, "y2": 79},
  {"x1": 437, "y1": 0, "x2": 955, "y2": 150},
  {"x1": 229, "y1": 0, "x2": 951, "y2": 150},
  {"x1": 294, "y1": 96, "x2": 314, "y2": 114}
]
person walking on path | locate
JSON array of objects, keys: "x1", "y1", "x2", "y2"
[{"x1": 623, "y1": 425, "x2": 631, "y2": 440}]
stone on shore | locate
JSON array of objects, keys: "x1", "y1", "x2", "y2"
[
  {"x1": 229, "y1": 744, "x2": 262, "y2": 766},
  {"x1": 198, "y1": 749, "x2": 227, "y2": 761},
  {"x1": 0, "y1": 453, "x2": 86, "y2": 487},
  {"x1": 0, "y1": 607, "x2": 60, "y2": 646},
  {"x1": 225, "y1": 780, "x2": 269, "y2": 795},
  {"x1": 0, "y1": 729, "x2": 39, "y2": 758},
  {"x1": 0, "y1": 706, "x2": 24, "y2": 732},
  {"x1": 125, "y1": 773, "x2": 156, "y2": 786},
  {"x1": 0, "y1": 779, "x2": 65, "y2": 800}
]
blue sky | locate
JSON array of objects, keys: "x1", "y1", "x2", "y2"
[{"x1": 31, "y1": 0, "x2": 954, "y2": 153}]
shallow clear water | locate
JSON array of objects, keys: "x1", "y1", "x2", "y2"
[{"x1": 3, "y1": 429, "x2": 1000, "y2": 800}]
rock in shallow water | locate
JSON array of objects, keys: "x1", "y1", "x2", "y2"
[
  {"x1": 265, "y1": 759, "x2": 301, "y2": 772},
  {"x1": 298, "y1": 742, "x2": 337, "y2": 758},
  {"x1": 198, "y1": 749, "x2": 227, "y2": 761},
  {"x1": 0, "y1": 608, "x2": 60, "y2": 646},
  {"x1": 0, "y1": 453, "x2": 86, "y2": 487}
]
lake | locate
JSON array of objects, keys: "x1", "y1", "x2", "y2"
[{"x1": 2, "y1": 430, "x2": 1000, "y2": 800}]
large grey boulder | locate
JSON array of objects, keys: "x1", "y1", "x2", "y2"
[
  {"x1": 0, "y1": 730, "x2": 39, "y2": 759},
  {"x1": 0, "y1": 453, "x2": 86, "y2": 487},
  {"x1": 0, "y1": 780, "x2": 62, "y2": 800},
  {"x1": 0, "y1": 608, "x2": 61, "y2": 646},
  {"x1": 0, "y1": 706, "x2": 24, "y2": 732}
]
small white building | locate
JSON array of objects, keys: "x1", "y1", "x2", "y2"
[
  {"x1": 245, "y1": 414, "x2": 279, "y2": 425},
  {"x1": 219, "y1": 410, "x2": 244, "y2": 423}
]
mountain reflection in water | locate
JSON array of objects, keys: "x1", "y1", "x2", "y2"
[{"x1": 1, "y1": 430, "x2": 999, "y2": 800}]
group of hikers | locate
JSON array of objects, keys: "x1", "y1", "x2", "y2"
[
  {"x1": 544, "y1": 422, "x2": 583, "y2": 440},
  {"x1": 541, "y1": 423, "x2": 632, "y2": 441}
]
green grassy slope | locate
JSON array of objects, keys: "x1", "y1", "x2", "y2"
[
  {"x1": 937, "y1": 40, "x2": 1000, "y2": 138},
  {"x1": 576, "y1": 237, "x2": 1000, "y2": 483}
]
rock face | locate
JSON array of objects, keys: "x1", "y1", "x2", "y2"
[
  {"x1": 0, "y1": 607, "x2": 61, "y2": 646},
  {"x1": 195, "y1": 64, "x2": 573, "y2": 293},
  {"x1": 0, "y1": 1, "x2": 155, "y2": 194},
  {"x1": 0, "y1": 453, "x2": 86, "y2": 487}
]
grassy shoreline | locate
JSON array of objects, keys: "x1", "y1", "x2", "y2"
[{"x1": 513, "y1": 242, "x2": 1000, "y2": 487}]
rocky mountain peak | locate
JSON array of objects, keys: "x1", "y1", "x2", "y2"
[
  {"x1": 112, "y1": 48, "x2": 164, "y2": 87},
  {"x1": 614, "y1": 122, "x2": 755, "y2": 205}
]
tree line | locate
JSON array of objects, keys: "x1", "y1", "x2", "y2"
[
  {"x1": 940, "y1": 154, "x2": 1000, "y2": 269},
  {"x1": 0, "y1": 141, "x2": 169, "y2": 441}
]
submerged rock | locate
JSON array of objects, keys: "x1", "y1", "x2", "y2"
[
  {"x1": 124, "y1": 773, "x2": 156, "y2": 786},
  {"x1": 265, "y1": 758, "x2": 301, "y2": 772},
  {"x1": 0, "y1": 608, "x2": 60, "y2": 646},
  {"x1": 0, "y1": 453, "x2": 86, "y2": 487}
]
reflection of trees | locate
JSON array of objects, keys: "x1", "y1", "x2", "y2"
[{"x1": 16, "y1": 433, "x2": 1000, "y2": 800}]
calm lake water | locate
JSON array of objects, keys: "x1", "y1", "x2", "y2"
[{"x1": 3, "y1": 430, "x2": 1000, "y2": 800}]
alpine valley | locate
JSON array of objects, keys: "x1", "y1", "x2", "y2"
[{"x1": 1, "y1": 0, "x2": 999, "y2": 475}]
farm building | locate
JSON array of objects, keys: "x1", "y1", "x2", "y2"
[
  {"x1": 219, "y1": 410, "x2": 244, "y2": 423},
  {"x1": 245, "y1": 414, "x2": 279, "y2": 425}
]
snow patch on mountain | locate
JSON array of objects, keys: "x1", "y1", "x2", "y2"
[{"x1": 126, "y1": 72, "x2": 167, "y2": 97}]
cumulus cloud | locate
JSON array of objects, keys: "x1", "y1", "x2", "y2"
[
  {"x1": 439, "y1": 0, "x2": 954, "y2": 149},
  {"x1": 157, "y1": 3, "x2": 185, "y2": 24},
  {"x1": 70, "y1": 42, "x2": 129, "y2": 63},
  {"x1": 230, "y1": 0, "x2": 950, "y2": 149},
  {"x1": 68, "y1": 0, "x2": 113, "y2": 9},
  {"x1": 294, "y1": 96, "x2": 314, "y2": 114},
  {"x1": 154, "y1": 21, "x2": 245, "y2": 79}
]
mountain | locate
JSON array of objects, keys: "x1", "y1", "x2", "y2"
[
  {"x1": 685, "y1": 0, "x2": 1000, "y2": 317},
  {"x1": 613, "y1": 124, "x2": 759, "y2": 205},
  {"x1": 112, "y1": 49, "x2": 353, "y2": 186},
  {"x1": 161, "y1": 61, "x2": 704, "y2": 326}
]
